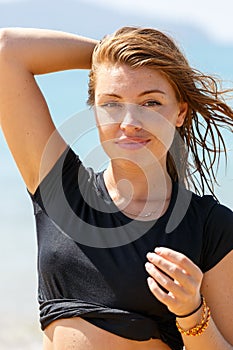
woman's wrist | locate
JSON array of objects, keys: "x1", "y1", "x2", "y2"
[
  {"x1": 175, "y1": 295, "x2": 203, "y2": 318},
  {"x1": 176, "y1": 308, "x2": 203, "y2": 331},
  {"x1": 176, "y1": 295, "x2": 211, "y2": 336}
]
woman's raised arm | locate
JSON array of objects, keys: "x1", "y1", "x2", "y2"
[{"x1": 0, "y1": 28, "x2": 97, "y2": 193}]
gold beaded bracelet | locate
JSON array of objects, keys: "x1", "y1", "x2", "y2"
[{"x1": 176, "y1": 296, "x2": 211, "y2": 336}]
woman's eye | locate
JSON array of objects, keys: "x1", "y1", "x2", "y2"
[
  {"x1": 101, "y1": 102, "x2": 122, "y2": 108},
  {"x1": 143, "y1": 100, "x2": 161, "y2": 107}
]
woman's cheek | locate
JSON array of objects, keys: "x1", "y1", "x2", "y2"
[{"x1": 143, "y1": 111, "x2": 177, "y2": 151}]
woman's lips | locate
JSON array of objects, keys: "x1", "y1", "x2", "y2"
[{"x1": 116, "y1": 138, "x2": 150, "y2": 150}]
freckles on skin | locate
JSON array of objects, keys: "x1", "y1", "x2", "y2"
[
  {"x1": 94, "y1": 64, "x2": 186, "y2": 125},
  {"x1": 94, "y1": 64, "x2": 187, "y2": 162}
]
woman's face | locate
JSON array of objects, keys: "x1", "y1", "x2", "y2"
[{"x1": 94, "y1": 63, "x2": 187, "y2": 166}]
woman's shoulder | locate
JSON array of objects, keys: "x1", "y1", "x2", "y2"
[
  {"x1": 189, "y1": 189, "x2": 232, "y2": 222},
  {"x1": 174, "y1": 181, "x2": 232, "y2": 220},
  {"x1": 165, "y1": 182, "x2": 218, "y2": 233},
  {"x1": 168, "y1": 182, "x2": 232, "y2": 235},
  {"x1": 188, "y1": 190, "x2": 233, "y2": 272}
]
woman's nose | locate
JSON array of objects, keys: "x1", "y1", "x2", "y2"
[{"x1": 120, "y1": 105, "x2": 143, "y2": 131}]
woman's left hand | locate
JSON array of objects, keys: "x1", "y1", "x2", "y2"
[{"x1": 145, "y1": 247, "x2": 203, "y2": 316}]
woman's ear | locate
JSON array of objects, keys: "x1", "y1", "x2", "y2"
[{"x1": 176, "y1": 102, "x2": 188, "y2": 127}]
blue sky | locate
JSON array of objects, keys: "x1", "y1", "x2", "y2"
[
  {"x1": 84, "y1": 0, "x2": 233, "y2": 44},
  {"x1": 1, "y1": 0, "x2": 233, "y2": 44},
  {"x1": 0, "y1": 0, "x2": 233, "y2": 40}
]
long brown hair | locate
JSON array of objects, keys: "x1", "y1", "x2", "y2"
[{"x1": 87, "y1": 26, "x2": 233, "y2": 197}]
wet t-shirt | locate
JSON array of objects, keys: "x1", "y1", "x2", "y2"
[{"x1": 29, "y1": 147, "x2": 233, "y2": 350}]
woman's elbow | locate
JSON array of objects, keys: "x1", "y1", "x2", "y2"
[{"x1": 0, "y1": 28, "x2": 20, "y2": 60}]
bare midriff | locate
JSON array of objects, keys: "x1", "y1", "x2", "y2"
[{"x1": 43, "y1": 317, "x2": 172, "y2": 350}]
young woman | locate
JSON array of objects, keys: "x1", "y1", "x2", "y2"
[{"x1": 0, "y1": 26, "x2": 232, "y2": 350}]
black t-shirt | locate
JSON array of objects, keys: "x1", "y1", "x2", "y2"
[{"x1": 29, "y1": 147, "x2": 233, "y2": 350}]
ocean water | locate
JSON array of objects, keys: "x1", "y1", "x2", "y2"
[
  {"x1": 0, "y1": 145, "x2": 42, "y2": 348},
  {"x1": 0, "y1": 23, "x2": 233, "y2": 350}
]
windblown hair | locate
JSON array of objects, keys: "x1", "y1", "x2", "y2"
[{"x1": 87, "y1": 26, "x2": 233, "y2": 197}]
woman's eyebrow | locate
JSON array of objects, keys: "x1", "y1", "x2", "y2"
[
  {"x1": 97, "y1": 90, "x2": 165, "y2": 98},
  {"x1": 138, "y1": 89, "x2": 166, "y2": 96},
  {"x1": 97, "y1": 93, "x2": 121, "y2": 98}
]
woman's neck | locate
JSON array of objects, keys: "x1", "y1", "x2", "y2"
[{"x1": 104, "y1": 158, "x2": 172, "y2": 212}]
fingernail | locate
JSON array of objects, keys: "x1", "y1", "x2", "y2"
[
  {"x1": 147, "y1": 277, "x2": 154, "y2": 285},
  {"x1": 145, "y1": 262, "x2": 152, "y2": 270},
  {"x1": 154, "y1": 247, "x2": 162, "y2": 254},
  {"x1": 146, "y1": 252, "x2": 154, "y2": 259}
]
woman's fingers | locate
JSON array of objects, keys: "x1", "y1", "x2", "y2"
[
  {"x1": 145, "y1": 262, "x2": 181, "y2": 294},
  {"x1": 147, "y1": 247, "x2": 202, "y2": 285},
  {"x1": 145, "y1": 247, "x2": 203, "y2": 315},
  {"x1": 147, "y1": 276, "x2": 172, "y2": 305}
]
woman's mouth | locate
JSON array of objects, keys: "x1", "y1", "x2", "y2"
[{"x1": 115, "y1": 137, "x2": 150, "y2": 150}]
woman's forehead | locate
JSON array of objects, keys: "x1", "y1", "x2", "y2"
[{"x1": 95, "y1": 64, "x2": 176, "y2": 99}]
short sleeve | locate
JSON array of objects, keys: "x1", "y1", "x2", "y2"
[
  {"x1": 29, "y1": 146, "x2": 90, "y2": 218},
  {"x1": 201, "y1": 203, "x2": 233, "y2": 272}
]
